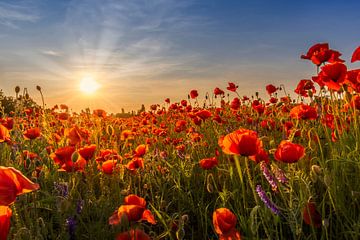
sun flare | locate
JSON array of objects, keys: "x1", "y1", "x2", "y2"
[{"x1": 79, "y1": 76, "x2": 100, "y2": 94}]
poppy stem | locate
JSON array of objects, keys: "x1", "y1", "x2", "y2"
[
  {"x1": 234, "y1": 155, "x2": 246, "y2": 207},
  {"x1": 245, "y1": 157, "x2": 259, "y2": 204}
]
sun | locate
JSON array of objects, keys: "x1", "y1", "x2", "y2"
[{"x1": 79, "y1": 76, "x2": 100, "y2": 94}]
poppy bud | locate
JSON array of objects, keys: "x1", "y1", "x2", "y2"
[{"x1": 15, "y1": 86, "x2": 20, "y2": 94}]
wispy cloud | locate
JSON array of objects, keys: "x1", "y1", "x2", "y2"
[
  {"x1": 0, "y1": 2, "x2": 40, "y2": 28},
  {"x1": 41, "y1": 50, "x2": 63, "y2": 57},
  {"x1": 59, "y1": 0, "x2": 209, "y2": 79}
]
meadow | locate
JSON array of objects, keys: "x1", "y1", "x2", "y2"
[{"x1": 1, "y1": 43, "x2": 360, "y2": 239}]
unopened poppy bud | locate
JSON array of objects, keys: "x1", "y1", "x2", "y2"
[
  {"x1": 36, "y1": 85, "x2": 42, "y2": 91},
  {"x1": 311, "y1": 165, "x2": 322, "y2": 175},
  {"x1": 181, "y1": 214, "x2": 189, "y2": 223},
  {"x1": 324, "y1": 174, "x2": 332, "y2": 187},
  {"x1": 15, "y1": 86, "x2": 20, "y2": 93}
]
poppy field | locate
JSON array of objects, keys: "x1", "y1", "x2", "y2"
[{"x1": 1, "y1": 43, "x2": 360, "y2": 239}]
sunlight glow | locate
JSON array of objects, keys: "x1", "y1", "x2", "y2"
[{"x1": 79, "y1": 76, "x2": 100, "y2": 94}]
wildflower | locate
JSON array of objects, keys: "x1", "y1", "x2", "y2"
[
  {"x1": 351, "y1": 46, "x2": 360, "y2": 63},
  {"x1": 64, "y1": 126, "x2": 82, "y2": 146},
  {"x1": 303, "y1": 201, "x2": 322, "y2": 228},
  {"x1": 260, "y1": 162, "x2": 278, "y2": 192},
  {"x1": 78, "y1": 144, "x2": 97, "y2": 161},
  {"x1": 230, "y1": 98, "x2": 241, "y2": 110},
  {"x1": 0, "y1": 166, "x2": 40, "y2": 206},
  {"x1": 0, "y1": 206, "x2": 12, "y2": 240},
  {"x1": 274, "y1": 140, "x2": 305, "y2": 163},
  {"x1": 76, "y1": 199, "x2": 84, "y2": 214},
  {"x1": 23, "y1": 127, "x2": 41, "y2": 140},
  {"x1": 256, "y1": 185, "x2": 280, "y2": 215},
  {"x1": 126, "y1": 158, "x2": 144, "y2": 172},
  {"x1": 199, "y1": 157, "x2": 218, "y2": 170},
  {"x1": 290, "y1": 104, "x2": 318, "y2": 120},
  {"x1": 266, "y1": 84, "x2": 277, "y2": 95},
  {"x1": 249, "y1": 148, "x2": 269, "y2": 164},
  {"x1": 0, "y1": 124, "x2": 11, "y2": 143},
  {"x1": 219, "y1": 128, "x2": 262, "y2": 156},
  {"x1": 54, "y1": 182, "x2": 69, "y2": 198},
  {"x1": 134, "y1": 144, "x2": 148, "y2": 157},
  {"x1": 189, "y1": 90, "x2": 198, "y2": 99},
  {"x1": 270, "y1": 164, "x2": 288, "y2": 184},
  {"x1": 109, "y1": 194, "x2": 156, "y2": 226},
  {"x1": 301, "y1": 43, "x2": 331, "y2": 66},
  {"x1": 66, "y1": 216, "x2": 76, "y2": 240},
  {"x1": 116, "y1": 229, "x2": 151, "y2": 240},
  {"x1": 212, "y1": 208, "x2": 241, "y2": 240},
  {"x1": 214, "y1": 87, "x2": 225, "y2": 96},
  {"x1": 93, "y1": 109, "x2": 106, "y2": 118},
  {"x1": 226, "y1": 82, "x2": 238, "y2": 92},
  {"x1": 294, "y1": 79, "x2": 316, "y2": 97},
  {"x1": 317, "y1": 62, "x2": 347, "y2": 91},
  {"x1": 101, "y1": 160, "x2": 118, "y2": 175}
]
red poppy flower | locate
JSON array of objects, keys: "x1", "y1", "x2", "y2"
[
  {"x1": 102, "y1": 160, "x2": 118, "y2": 175},
  {"x1": 65, "y1": 127, "x2": 82, "y2": 146},
  {"x1": 78, "y1": 144, "x2": 97, "y2": 161},
  {"x1": 227, "y1": 82, "x2": 238, "y2": 92},
  {"x1": 0, "y1": 124, "x2": 11, "y2": 143},
  {"x1": 290, "y1": 104, "x2": 318, "y2": 120},
  {"x1": 23, "y1": 127, "x2": 41, "y2": 140},
  {"x1": 199, "y1": 157, "x2": 218, "y2": 170},
  {"x1": 116, "y1": 229, "x2": 151, "y2": 240},
  {"x1": 249, "y1": 148, "x2": 269, "y2": 164},
  {"x1": 165, "y1": 98, "x2": 170, "y2": 104},
  {"x1": 134, "y1": 144, "x2": 148, "y2": 157},
  {"x1": 0, "y1": 118, "x2": 14, "y2": 130},
  {"x1": 195, "y1": 109, "x2": 212, "y2": 120},
  {"x1": 345, "y1": 69, "x2": 360, "y2": 90},
  {"x1": 351, "y1": 46, "x2": 360, "y2": 63},
  {"x1": 301, "y1": 43, "x2": 331, "y2": 66},
  {"x1": 213, "y1": 208, "x2": 241, "y2": 240},
  {"x1": 0, "y1": 166, "x2": 40, "y2": 206},
  {"x1": 180, "y1": 100, "x2": 188, "y2": 106},
  {"x1": 266, "y1": 84, "x2": 277, "y2": 95},
  {"x1": 214, "y1": 87, "x2": 225, "y2": 96},
  {"x1": 327, "y1": 50, "x2": 345, "y2": 63},
  {"x1": 230, "y1": 98, "x2": 241, "y2": 110},
  {"x1": 219, "y1": 128, "x2": 262, "y2": 156},
  {"x1": 189, "y1": 90, "x2": 198, "y2": 99},
  {"x1": 303, "y1": 202, "x2": 322, "y2": 228},
  {"x1": 93, "y1": 109, "x2": 107, "y2": 118},
  {"x1": 109, "y1": 194, "x2": 156, "y2": 225},
  {"x1": 0, "y1": 206, "x2": 12, "y2": 240},
  {"x1": 274, "y1": 141, "x2": 305, "y2": 163},
  {"x1": 50, "y1": 146, "x2": 75, "y2": 167},
  {"x1": 317, "y1": 62, "x2": 347, "y2": 91},
  {"x1": 351, "y1": 95, "x2": 360, "y2": 110},
  {"x1": 126, "y1": 158, "x2": 144, "y2": 172},
  {"x1": 294, "y1": 79, "x2": 316, "y2": 97}
]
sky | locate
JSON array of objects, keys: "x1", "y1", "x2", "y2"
[{"x1": 0, "y1": 0, "x2": 360, "y2": 113}]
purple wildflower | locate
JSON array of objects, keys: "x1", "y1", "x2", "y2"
[
  {"x1": 54, "y1": 182, "x2": 69, "y2": 198},
  {"x1": 66, "y1": 216, "x2": 76, "y2": 240},
  {"x1": 260, "y1": 162, "x2": 278, "y2": 192},
  {"x1": 256, "y1": 185, "x2": 280, "y2": 215},
  {"x1": 270, "y1": 164, "x2": 288, "y2": 184},
  {"x1": 76, "y1": 199, "x2": 84, "y2": 214}
]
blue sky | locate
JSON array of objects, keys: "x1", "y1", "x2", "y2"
[{"x1": 1, "y1": 0, "x2": 359, "y2": 112}]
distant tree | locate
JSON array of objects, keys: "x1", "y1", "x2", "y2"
[{"x1": 0, "y1": 87, "x2": 39, "y2": 117}]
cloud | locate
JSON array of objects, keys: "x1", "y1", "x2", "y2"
[
  {"x1": 41, "y1": 50, "x2": 63, "y2": 57},
  {"x1": 0, "y1": 2, "x2": 40, "y2": 28},
  {"x1": 58, "y1": 0, "x2": 210, "y2": 80}
]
